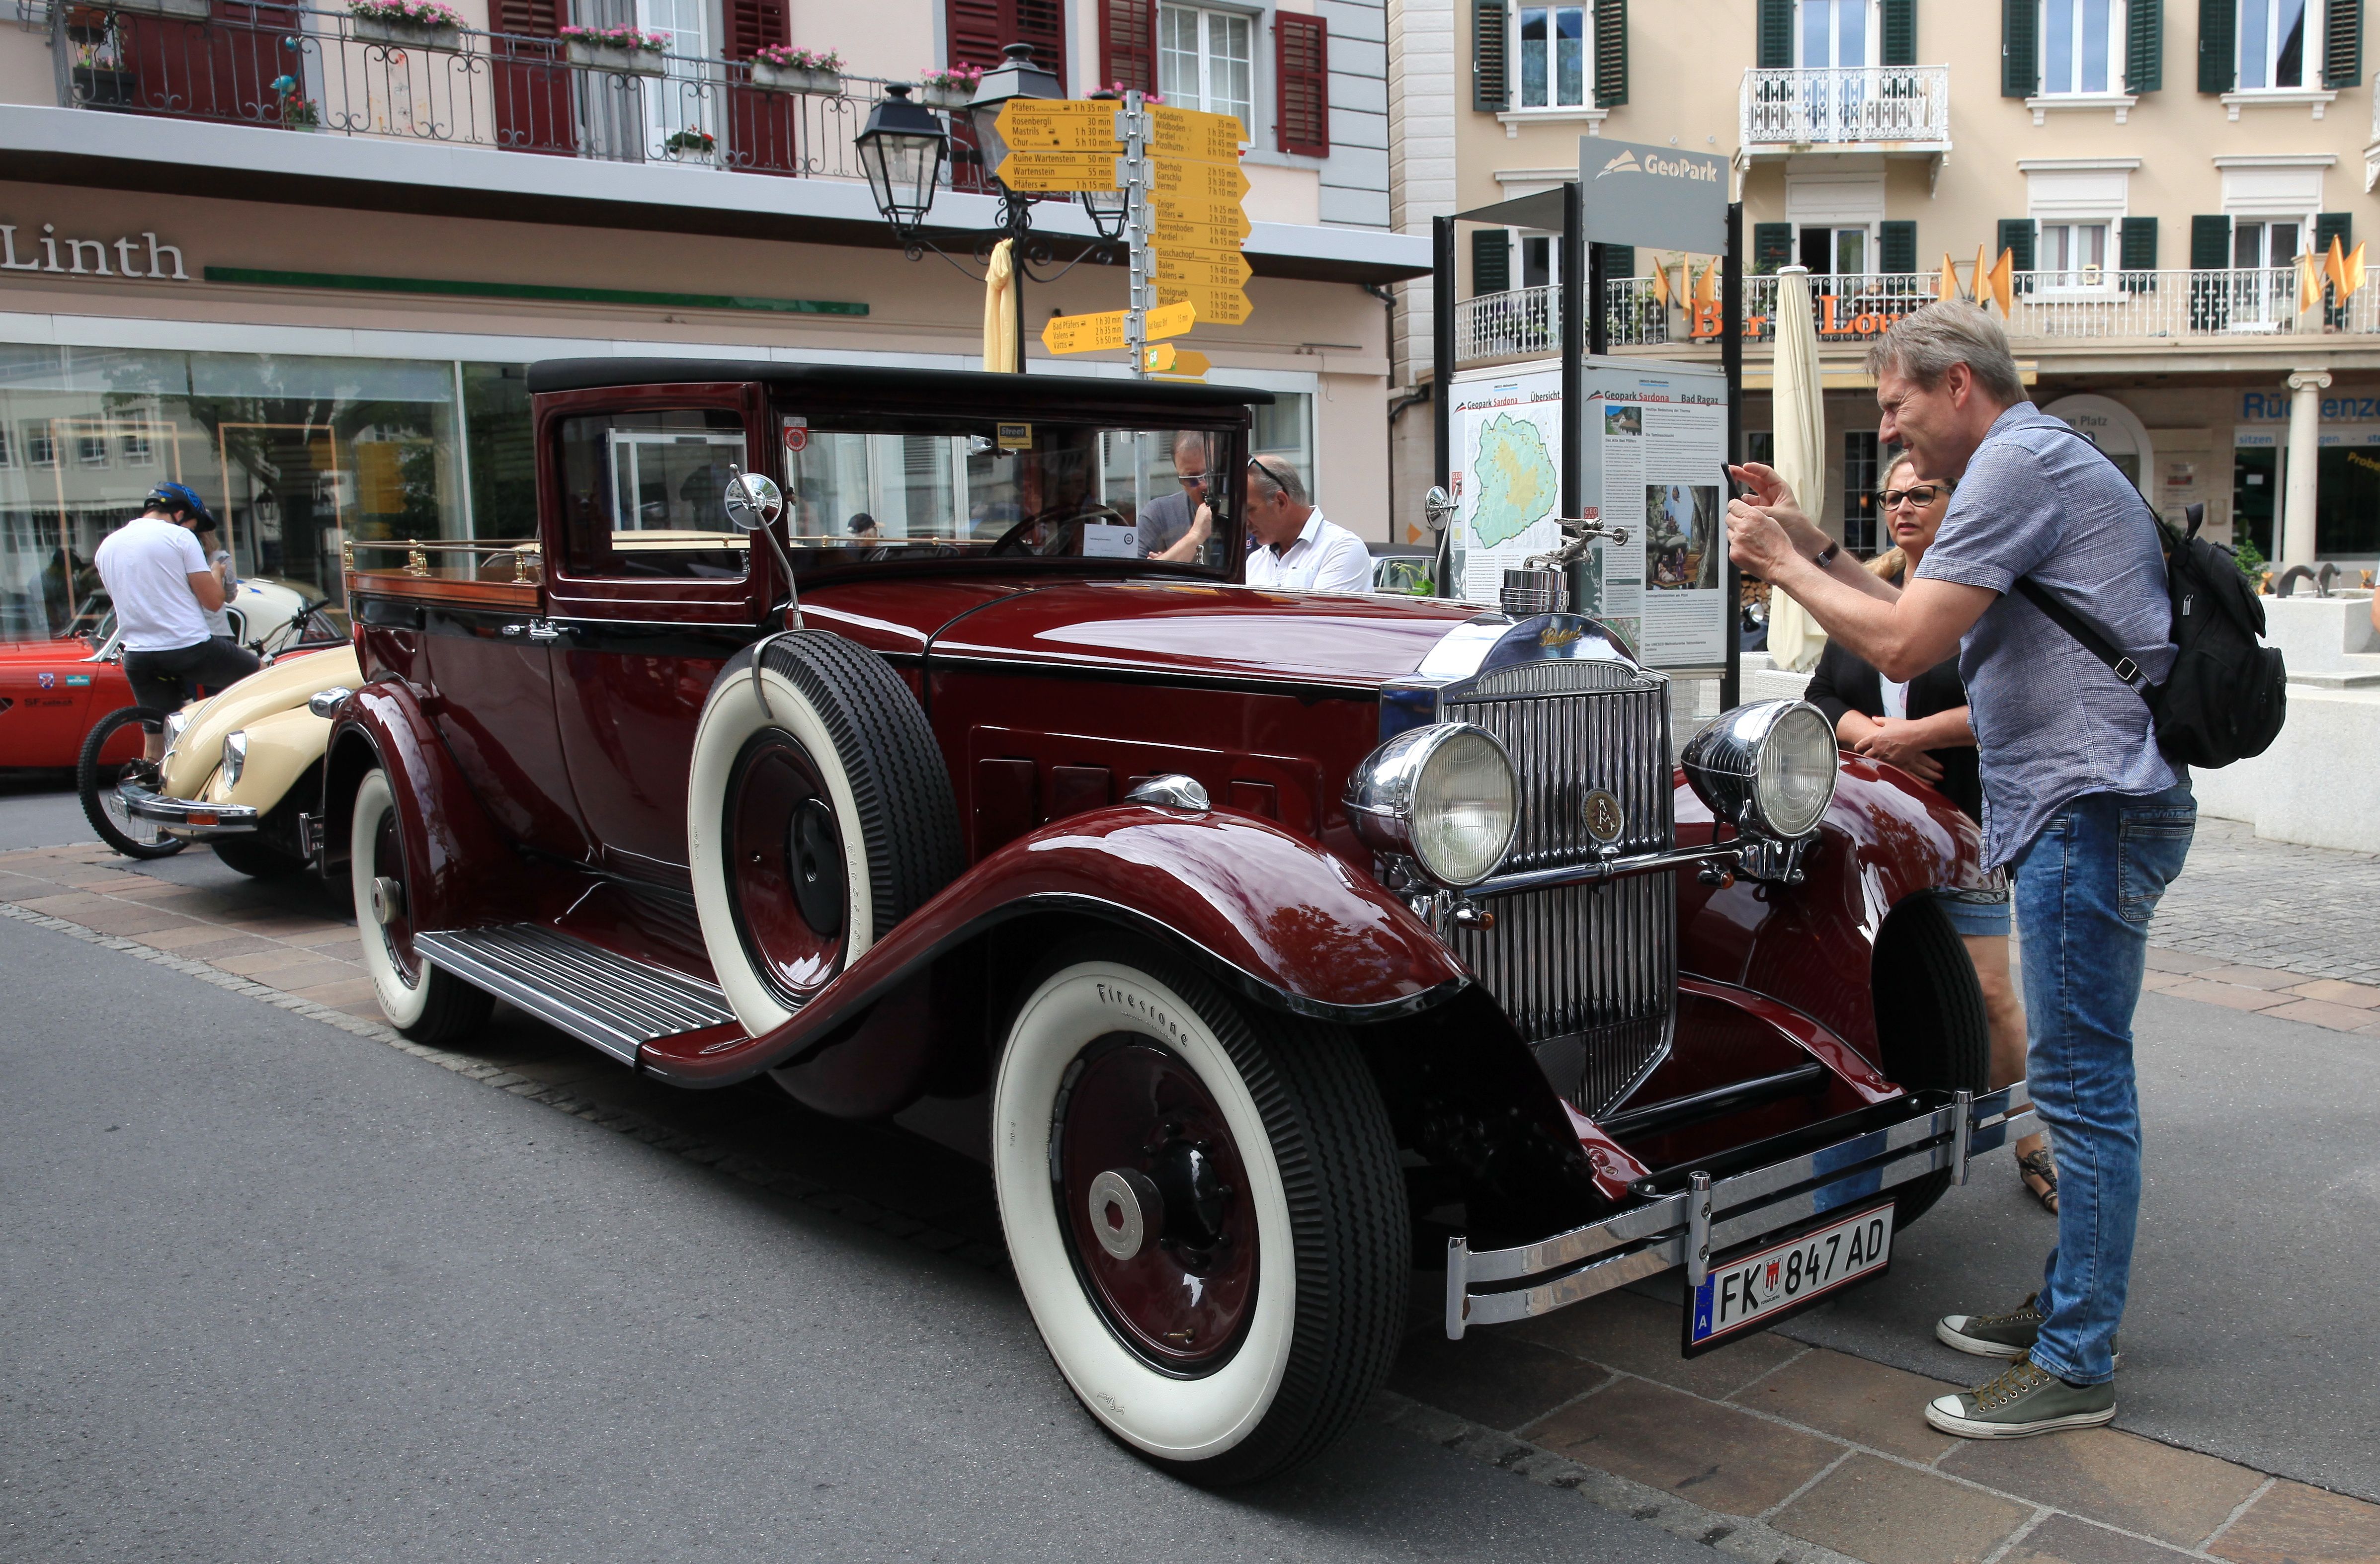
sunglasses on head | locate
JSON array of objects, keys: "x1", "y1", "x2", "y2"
[{"x1": 1881, "y1": 484, "x2": 1946, "y2": 510}]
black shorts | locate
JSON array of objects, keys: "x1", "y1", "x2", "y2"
[{"x1": 122, "y1": 637, "x2": 261, "y2": 713}]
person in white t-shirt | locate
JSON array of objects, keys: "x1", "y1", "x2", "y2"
[
  {"x1": 93, "y1": 483, "x2": 259, "y2": 759},
  {"x1": 1241, "y1": 456, "x2": 1371, "y2": 595}
]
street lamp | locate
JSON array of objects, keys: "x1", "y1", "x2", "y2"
[
  {"x1": 853, "y1": 84, "x2": 947, "y2": 239},
  {"x1": 964, "y1": 42, "x2": 1063, "y2": 193},
  {"x1": 1075, "y1": 90, "x2": 1131, "y2": 241}
]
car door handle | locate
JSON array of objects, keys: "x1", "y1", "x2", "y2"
[{"x1": 503, "y1": 619, "x2": 562, "y2": 641}]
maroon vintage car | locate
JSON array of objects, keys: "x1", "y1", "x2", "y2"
[{"x1": 325, "y1": 360, "x2": 2034, "y2": 1485}]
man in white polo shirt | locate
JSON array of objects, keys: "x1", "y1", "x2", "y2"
[
  {"x1": 1242, "y1": 455, "x2": 1372, "y2": 594},
  {"x1": 93, "y1": 483, "x2": 258, "y2": 759}
]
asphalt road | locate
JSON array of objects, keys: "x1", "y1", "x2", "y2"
[{"x1": 0, "y1": 908, "x2": 1712, "y2": 1564}]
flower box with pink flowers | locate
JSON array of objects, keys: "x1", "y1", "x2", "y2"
[
  {"x1": 348, "y1": 0, "x2": 467, "y2": 53},
  {"x1": 748, "y1": 46, "x2": 841, "y2": 95},
  {"x1": 560, "y1": 24, "x2": 668, "y2": 77}
]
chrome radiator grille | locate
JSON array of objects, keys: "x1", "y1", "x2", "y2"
[{"x1": 1443, "y1": 667, "x2": 1676, "y2": 1117}]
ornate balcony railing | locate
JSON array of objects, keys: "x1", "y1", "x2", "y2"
[
  {"x1": 1739, "y1": 65, "x2": 1950, "y2": 146},
  {"x1": 52, "y1": 1, "x2": 992, "y2": 187},
  {"x1": 1454, "y1": 268, "x2": 2380, "y2": 365}
]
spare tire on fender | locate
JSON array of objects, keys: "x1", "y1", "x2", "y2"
[{"x1": 688, "y1": 630, "x2": 963, "y2": 1036}]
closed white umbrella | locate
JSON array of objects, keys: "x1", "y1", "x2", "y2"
[{"x1": 1767, "y1": 264, "x2": 1829, "y2": 672}]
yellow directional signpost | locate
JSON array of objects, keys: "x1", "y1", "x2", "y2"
[
  {"x1": 987, "y1": 91, "x2": 1250, "y2": 374},
  {"x1": 1143, "y1": 344, "x2": 1213, "y2": 379}
]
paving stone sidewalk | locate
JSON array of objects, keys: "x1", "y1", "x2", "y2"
[
  {"x1": 2145, "y1": 817, "x2": 2380, "y2": 985},
  {"x1": 7, "y1": 835, "x2": 2379, "y2": 1564}
]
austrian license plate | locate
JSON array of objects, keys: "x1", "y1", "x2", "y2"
[{"x1": 1683, "y1": 1200, "x2": 1893, "y2": 1356}]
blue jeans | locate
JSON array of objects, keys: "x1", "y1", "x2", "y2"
[{"x1": 2008, "y1": 781, "x2": 2195, "y2": 1385}]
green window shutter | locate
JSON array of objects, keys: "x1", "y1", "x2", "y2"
[
  {"x1": 1593, "y1": 0, "x2": 1628, "y2": 106},
  {"x1": 2324, "y1": 0, "x2": 2363, "y2": 86},
  {"x1": 2189, "y1": 214, "x2": 2232, "y2": 269},
  {"x1": 1879, "y1": 220, "x2": 1917, "y2": 274},
  {"x1": 1882, "y1": 0, "x2": 1917, "y2": 65},
  {"x1": 2120, "y1": 216, "x2": 2158, "y2": 292},
  {"x1": 2125, "y1": 0, "x2": 2163, "y2": 90},
  {"x1": 2003, "y1": 0, "x2": 2039, "y2": 95},
  {"x1": 2315, "y1": 211, "x2": 2354, "y2": 252},
  {"x1": 1758, "y1": 0, "x2": 1793, "y2": 67},
  {"x1": 1474, "y1": 0, "x2": 1507, "y2": 111},
  {"x1": 1997, "y1": 217, "x2": 2036, "y2": 274},
  {"x1": 2198, "y1": 0, "x2": 2235, "y2": 90},
  {"x1": 1472, "y1": 229, "x2": 1511, "y2": 295},
  {"x1": 1752, "y1": 222, "x2": 1793, "y2": 273}
]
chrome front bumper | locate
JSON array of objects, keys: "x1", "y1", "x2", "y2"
[
  {"x1": 1446, "y1": 1081, "x2": 2037, "y2": 1337},
  {"x1": 117, "y1": 775, "x2": 259, "y2": 839}
]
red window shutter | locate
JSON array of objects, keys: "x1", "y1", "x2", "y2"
[
  {"x1": 1275, "y1": 12, "x2": 1327, "y2": 156},
  {"x1": 494, "y1": 0, "x2": 558, "y2": 35},
  {"x1": 946, "y1": 0, "x2": 1066, "y2": 79},
  {"x1": 1100, "y1": 0, "x2": 1158, "y2": 94},
  {"x1": 723, "y1": 0, "x2": 786, "y2": 59}
]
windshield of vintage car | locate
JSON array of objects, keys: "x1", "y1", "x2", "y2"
[{"x1": 779, "y1": 417, "x2": 1237, "y2": 572}]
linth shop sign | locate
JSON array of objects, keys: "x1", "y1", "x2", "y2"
[{"x1": 0, "y1": 224, "x2": 189, "y2": 280}]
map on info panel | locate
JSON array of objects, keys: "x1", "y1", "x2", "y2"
[{"x1": 1451, "y1": 370, "x2": 1564, "y2": 607}]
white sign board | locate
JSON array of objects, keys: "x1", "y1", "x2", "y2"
[{"x1": 1449, "y1": 356, "x2": 1731, "y2": 673}]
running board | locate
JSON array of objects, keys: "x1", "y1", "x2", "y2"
[{"x1": 414, "y1": 924, "x2": 739, "y2": 1065}]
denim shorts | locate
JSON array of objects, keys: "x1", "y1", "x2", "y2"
[{"x1": 1935, "y1": 875, "x2": 2012, "y2": 939}]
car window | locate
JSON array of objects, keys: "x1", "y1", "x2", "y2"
[
  {"x1": 557, "y1": 409, "x2": 752, "y2": 581},
  {"x1": 780, "y1": 416, "x2": 1236, "y2": 572}
]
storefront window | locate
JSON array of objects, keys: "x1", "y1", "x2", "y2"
[
  {"x1": 464, "y1": 363, "x2": 537, "y2": 541},
  {"x1": 0, "y1": 346, "x2": 462, "y2": 635},
  {"x1": 2316, "y1": 447, "x2": 2380, "y2": 557}
]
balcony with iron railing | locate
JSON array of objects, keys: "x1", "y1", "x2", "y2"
[
  {"x1": 1453, "y1": 268, "x2": 2380, "y2": 365},
  {"x1": 45, "y1": 0, "x2": 996, "y2": 187},
  {"x1": 1738, "y1": 66, "x2": 1950, "y2": 150}
]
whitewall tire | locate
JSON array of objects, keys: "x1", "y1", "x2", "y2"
[{"x1": 351, "y1": 767, "x2": 490, "y2": 1045}]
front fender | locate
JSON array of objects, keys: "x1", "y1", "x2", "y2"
[
  {"x1": 643, "y1": 804, "x2": 1470, "y2": 1087},
  {"x1": 322, "y1": 681, "x2": 526, "y2": 932},
  {"x1": 1677, "y1": 757, "x2": 1989, "y2": 1065}
]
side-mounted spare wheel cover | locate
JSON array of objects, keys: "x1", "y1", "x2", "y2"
[{"x1": 688, "y1": 631, "x2": 964, "y2": 1035}]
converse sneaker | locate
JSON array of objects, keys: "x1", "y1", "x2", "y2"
[
  {"x1": 1936, "y1": 1294, "x2": 2042, "y2": 1359},
  {"x1": 1926, "y1": 1356, "x2": 2115, "y2": 1439}
]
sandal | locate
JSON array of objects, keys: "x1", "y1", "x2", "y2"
[{"x1": 2017, "y1": 1149, "x2": 2058, "y2": 1214}]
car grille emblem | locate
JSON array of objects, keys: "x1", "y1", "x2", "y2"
[{"x1": 1583, "y1": 788, "x2": 1625, "y2": 845}]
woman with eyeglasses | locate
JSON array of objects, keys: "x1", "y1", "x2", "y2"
[{"x1": 1806, "y1": 452, "x2": 2058, "y2": 1213}]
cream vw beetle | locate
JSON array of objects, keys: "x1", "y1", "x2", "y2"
[{"x1": 95, "y1": 643, "x2": 360, "y2": 874}]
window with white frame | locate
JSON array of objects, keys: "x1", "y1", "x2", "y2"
[
  {"x1": 2039, "y1": 222, "x2": 2111, "y2": 286},
  {"x1": 2237, "y1": 0, "x2": 2312, "y2": 90},
  {"x1": 1515, "y1": 4, "x2": 1588, "y2": 108},
  {"x1": 1159, "y1": 6, "x2": 1253, "y2": 138},
  {"x1": 1796, "y1": 224, "x2": 1870, "y2": 280},
  {"x1": 1797, "y1": 0, "x2": 1878, "y2": 69},
  {"x1": 2040, "y1": 0, "x2": 2127, "y2": 94}
]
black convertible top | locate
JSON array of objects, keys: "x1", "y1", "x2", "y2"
[{"x1": 524, "y1": 358, "x2": 1274, "y2": 409}]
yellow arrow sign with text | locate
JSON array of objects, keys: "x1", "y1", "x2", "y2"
[
  {"x1": 1042, "y1": 309, "x2": 1129, "y2": 355},
  {"x1": 1155, "y1": 283, "x2": 1250, "y2": 326},
  {"x1": 1151, "y1": 192, "x2": 1250, "y2": 231},
  {"x1": 995, "y1": 152, "x2": 1119, "y2": 192},
  {"x1": 1151, "y1": 213, "x2": 1250, "y2": 252},
  {"x1": 994, "y1": 99, "x2": 1122, "y2": 151},
  {"x1": 1151, "y1": 158, "x2": 1252, "y2": 203},
  {"x1": 1143, "y1": 344, "x2": 1212, "y2": 378},
  {"x1": 1149, "y1": 104, "x2": 1243, "y2": 164},
  {"x1": 1145, "y1": 299, "x2": 1197, "y2": 340},
  {"x1": 1153, "y1": 248, "x2": 1253, "y2": 289}
]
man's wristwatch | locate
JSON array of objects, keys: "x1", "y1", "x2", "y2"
[{"x1": 1811, "y1": 541, "x2": 1841, "y2": 569}]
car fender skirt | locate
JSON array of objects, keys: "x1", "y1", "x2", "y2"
[
  {"x1": 326, "y1": 682, "x2": 528, "y2": 934},
  {"x1": 642, "y1": 806, "x2": 1471, "y2": 1088}
]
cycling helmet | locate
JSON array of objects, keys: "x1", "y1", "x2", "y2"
[{"x1": 146, "y1": 482, "x2": 218, "y2": 529}]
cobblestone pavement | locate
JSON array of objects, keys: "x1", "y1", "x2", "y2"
[
  {"x1": 2148, "y1": 816, "x2": 2380, "y2": 984},
  {"x1": 7, "y1": 835, "x2": 2380, "y2": 1564}
]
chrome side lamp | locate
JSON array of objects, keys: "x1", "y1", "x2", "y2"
[{"x1": 1680, "y1": 700, "x2": 1839, "y2": 884}]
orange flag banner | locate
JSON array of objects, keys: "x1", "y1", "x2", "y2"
[
  {"x1": 2323, "y1": 235, "x2": 2357, "y2": 300},
  {"x1": 1985, "y1": 248, "x2": 2015, "y2": 315},
  {"x1": 2300, "y1": 248, "x2": 2327, "y2": 314},
  {"x1": 1650, "y1": 255, "x2": 1673, "y2": 309},
  {"x1": 1936, "y1": 252, "x2": 1960, "y2": 302},
  {"x1": 1693, "y1": 259, "x2": 1720, "y2": 306},
  {"x1": 2343, "y1": 240, "x2": 2369, "y2": 301},
  {"x1": 1973, "y1": 244, "x2": 1991, "y2": 307}
]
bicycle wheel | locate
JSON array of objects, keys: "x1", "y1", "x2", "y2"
[{"x1": 77, "y1": 706, "x2": 185, "y2": 860}]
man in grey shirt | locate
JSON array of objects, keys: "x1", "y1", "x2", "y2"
[{"x1": 1726, "y1": 302, "x2": 2192, "y2": 1443}]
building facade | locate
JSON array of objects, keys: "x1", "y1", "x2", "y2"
[
  {"x1": 1390, "y1": 0, "x2": 2380, "y2": 575},
  {"x1": 2, "y1": 0, "x2": 1423, "y2": 636}
]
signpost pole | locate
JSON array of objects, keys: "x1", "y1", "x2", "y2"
[
  {"x1": 1433, "y1": 214, "x2": 1456, "y2": 595},
  {"x1": 1124, "y1": 90, "x2": 1149, "y2": 378},
  {"x1": 1721, "y1": 198, "x2": 1745, "y2": 710},
  {"x1": 1560, "y1": 180, "x2": 1584, "y2": 528}
]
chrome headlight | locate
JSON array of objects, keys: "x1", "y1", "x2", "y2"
[
  {"x1": 161, "y1": 709, "x2": 190, "y2": 760},
  {"x1": 1681, "y1": 700, "x2": 1838, "y2": 841},
  {"x1": 306, "y1": 686, "x2": 354, "y2": 720},
  {"x1": 220, "y1": 730, "x2": 248, "y2": 791},
  {"x1": 1344, "y1": 723, "x2": 1519, "y2": 888}
]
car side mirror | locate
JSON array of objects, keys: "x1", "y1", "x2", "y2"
[
  {"x1": 1422, "y1": 485, "x2": 1455, "y2": 535},
  {"x1": 723, "y1": 471, "x2": 784, "y2": 532}
]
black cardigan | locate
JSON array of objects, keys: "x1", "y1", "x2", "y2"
[{"x1": 1803, "y1": 578, "x2": 1982, "y2": 822}]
